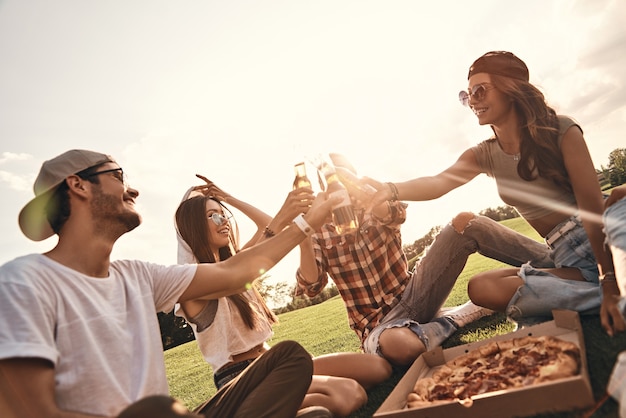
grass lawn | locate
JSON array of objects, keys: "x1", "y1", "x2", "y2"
[{"x1": 165, "y1": 218, "x2": 625, "y2": 417}]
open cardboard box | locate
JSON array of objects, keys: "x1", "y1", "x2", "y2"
[{"x1": 374, "y1": 310, "x2": 594, "y2": 418}]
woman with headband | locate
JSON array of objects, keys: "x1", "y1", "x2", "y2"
[{"x1": 370, "y1": 51, "x2": 621, "y2": 335}]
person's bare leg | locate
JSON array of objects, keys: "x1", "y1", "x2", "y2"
[
  {"x1": 118, "y1": 396, "x2": 196, "y2": 418},
  {"x1": 302, "y1": 375, "x2": 367, "y2": 417},
  {"x1": 312, "y1": 352, "x2": 391, "y2": 389},
  {"x1": 378, "y1": 327, "x2": 426, "y2": 367},
  {"x1": 468, "y1": 266, "x2": 586, "y2": 311}
]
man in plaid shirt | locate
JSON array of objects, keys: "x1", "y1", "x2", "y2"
[{"x1": 296, "y1": 154, "x2": 495, "y2": 367}]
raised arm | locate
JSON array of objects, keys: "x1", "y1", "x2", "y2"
[
  {"x1": 367, "y1": 148, "x2": 482, "y2": 207},
  {"x1": 260, "y1": 187, "x2": 315, "y2": 239},
  {"x1": 295, "y1": 233, "x2": 327, "y2": 296},
  {"x1": 192, "y1": 174, "x2": 273, "y2": 248},
  {"x1": 179, "y1": 191, "x2": 338, "y2": 302}
]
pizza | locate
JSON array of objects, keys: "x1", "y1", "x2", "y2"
[{"x1": 406, "y1": 335, "x2": 581, "y2": 408}]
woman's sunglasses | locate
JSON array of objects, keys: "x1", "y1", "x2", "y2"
[
  {"x1": 207, "y1": 213, "x2": 232, "y2": 226},
  {"x1": 458, "y1": 83, "x2": 494, "y2": 107}
]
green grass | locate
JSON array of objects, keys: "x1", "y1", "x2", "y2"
[{"x1": 165, "y1": 217, "x2": 625, "y2": 417}]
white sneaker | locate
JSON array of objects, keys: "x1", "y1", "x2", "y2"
[{"x1": 442, "y1": 301, "x2": 495, "y2": 328}]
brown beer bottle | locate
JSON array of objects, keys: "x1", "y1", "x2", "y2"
[
  {"x1": 317, "y1": 156, "x2": 358, "y2": 234},
  {"x1": 293, "y1": 162, "x2": 312, "y2": 190},
  {"x1": 335, "y1": 166, "x2": 377, "y2": 197}
]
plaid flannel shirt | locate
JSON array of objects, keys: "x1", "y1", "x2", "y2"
[{"x1": 295, "y1": 201, "x2": 410, "y2": 344}]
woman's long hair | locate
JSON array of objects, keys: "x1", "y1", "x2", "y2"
[
  {"x1": 175, "y1": 195, "x2": 277, "y2": 329},
  {"x1": 490, "y1": 75, "x2": 572, "y2": 193}
]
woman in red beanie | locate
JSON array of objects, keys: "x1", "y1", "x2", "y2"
[{"x1": 370, "y1": 51, "x2": 622, "y2": 336}]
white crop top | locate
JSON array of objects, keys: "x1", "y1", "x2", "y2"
[{"x1": 175, "y1": 290, "x2": 273, "y2": 371}]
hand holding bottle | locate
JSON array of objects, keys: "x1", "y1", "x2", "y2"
[
  {"x1": 303, "y1": 191, "x2": 343, "y2": 231},
  {"x1": 271, "y1": 187, "x2": 316, "y2": 231},
  {"x1": 315, "y1": 154, "x2": 359, "y2": 234},
  {"x1": 335, "y1": 166, "x2": 377, "y2": 203}
]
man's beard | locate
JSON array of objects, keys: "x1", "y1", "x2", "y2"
[{"x1": 90, "y1": 189, "x2": 141, "y2": 236}]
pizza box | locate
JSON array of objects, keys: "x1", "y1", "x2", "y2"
[{"x1": 374, "y1": 310, "x2": 594, "y2": 418}]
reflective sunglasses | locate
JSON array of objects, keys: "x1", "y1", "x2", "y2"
[
  {"x1": 458, "y1": 83, "x2": 494, "y2": 107},
  {"x1": 85, "y1": 167, "x2": 128, "y2": 186},
  {"x1": 207, "y1": 212, "x2": 232, "y2": 226}
]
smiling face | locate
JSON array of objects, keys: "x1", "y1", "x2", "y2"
[
  {"x1": 205, "y1": 198, "x2": 231, "y2": 253},
  {"x1": 467, "y1": 73, "x2": 515, "y2": 127},
  {"x1": 89, "y1": 162, "x2": 141, "y2": 235}
]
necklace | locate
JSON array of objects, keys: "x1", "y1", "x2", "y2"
[{"x1": 513, "y1": 153, "x2": 520, "y2": 161}]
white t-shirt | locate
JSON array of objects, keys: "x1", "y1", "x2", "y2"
[{"x1": 0, "y1": 254, "x2": 196, "y2": 417}]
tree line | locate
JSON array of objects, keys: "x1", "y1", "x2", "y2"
[{"x1": 599, "y1": 148, "x2": 626, "y2": 189}]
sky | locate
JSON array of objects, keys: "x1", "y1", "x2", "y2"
[{"x1": 1, "y1": 0, "x2": 625, "y2": 300}]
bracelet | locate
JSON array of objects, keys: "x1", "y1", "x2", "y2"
[
  {"x1": 386, "y1": 182, "x2": 399, "y2": 201},
  {"x1": 292, "y1": 213, "x2": 314, "y2": 236},
  {"x1": 600, "y1": 272, "x2": 617, "y2": 283},
  {"x1": 263, "y1": 226, "x2": 276, "y2": 237}
]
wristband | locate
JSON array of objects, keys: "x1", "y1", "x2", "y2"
[
  {"x1": 386, "y1": 182, "x2": 399, "y2": 201},
  {"x1": 600, "y1": 272, "x2": 617, "y2": 283},
  {"x1": 292, "y1": 213, "x2": 314, "y2": 236}
]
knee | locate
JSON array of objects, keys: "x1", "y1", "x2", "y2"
[
  {"x1": 336, "y1": 379, "x2": 368, "y2": 415},
  {"x1": 451, "y1": 212, "x2": 476, "y2": 233},
  {"x1": 275, "y1": 340, "x2": 311, "y2": 362},
  {"x1": 467, "y1": 274, "x2": 484, "y2": 302},
  {"x1": 273, "y1": 340, "x2": 313, "y2": 378},
  {"x1": 468, "y1": 269, "x2": 521, "y2": 311},
  {"x1": 378, "y1": 328, "x2": 426, "y2": 367},
  {"x1": 117, "y1": 396, "x2": 192, "y2": 418},
  {"x1": 310, "y1": 378, "x2": 367, "y2": 417},
  {"x1": 468, "y1": 271, "x2": 498, "y2": 302},
  {"x1": 372, "y1": 356, "x2": 393, "y2": 381}
]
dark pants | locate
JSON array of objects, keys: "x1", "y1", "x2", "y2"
[{"x1": 195, "y1": 340, "x2": 312, "y2": 418}]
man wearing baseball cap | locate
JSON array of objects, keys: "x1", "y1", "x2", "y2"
[{"x1": 0, "y1": 149, "x2": 338, "y2": 418}]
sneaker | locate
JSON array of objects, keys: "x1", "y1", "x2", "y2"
[
  {"x1": 443, "y1": 300, "x2": 495, "y2": 328},
  {"x1": 434, "y1": 306, "x2": 453, "y2": 318},
  {"x1": 295, "y1": 406, "x2": 333, "y2": 418}
]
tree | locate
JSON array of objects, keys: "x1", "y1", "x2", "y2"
[
  {"x1": 403, "y1": 225, "x2": 442, "y2": 263},
  {"x1": 158, "y1": 310, "x2": 195, "y2": 350},
  {"x1": 607, "y1": 148, "x2": 626, "y2": 187},
  {"x1": 478, "y1": 205, "x2": 519, "y2": 222},
  {"x1": 256, "y1": 277, "x2": 292, "y2": 308}
]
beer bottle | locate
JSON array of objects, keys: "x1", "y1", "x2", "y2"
[
  {"x1": 317, "y1": 156, "x2": 359, "y2": 234},
  {"x1": 293, "y1": 162, "x2": 312, "y2": 190},
  {"x1": 335, "y1": 166, "x2": 377, "y2": 197}
]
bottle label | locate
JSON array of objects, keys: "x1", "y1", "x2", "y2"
[{"x1": 293, "y1": 177, "x2": 312, "y2": 190}]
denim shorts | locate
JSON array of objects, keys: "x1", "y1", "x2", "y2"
[
  {"x1": 362, "y1": 316, "x2": 456, "y2": 356},
  {"x1": 604, "y1": 196, "x2": 626, "y2": 295},
  {"x1": 545, "y1": 214, "x2": 598, "y2": 282},
  {"x1": 507, "y1": 215, "x2": 601, "y2": 324}
]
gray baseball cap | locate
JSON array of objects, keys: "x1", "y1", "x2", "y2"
[{"x1": 18, "y1": 149, "x2": 114, "y2": 241}]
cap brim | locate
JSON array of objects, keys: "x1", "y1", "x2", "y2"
[{"x1": 18, "y1": 189, "x2": 56, "y2": 241}]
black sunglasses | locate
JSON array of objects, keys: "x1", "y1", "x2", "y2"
[
  {"x1": 458, "y1": 83, "x2": 494, "y2": 107},
  {"x1": 85, "y1": 168, "x2": 127, "y2": 185}
]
